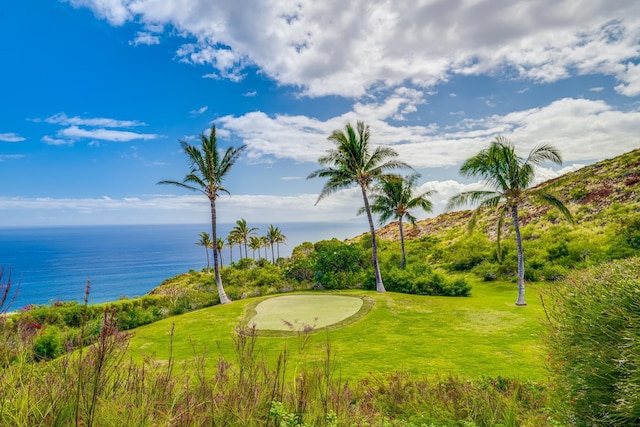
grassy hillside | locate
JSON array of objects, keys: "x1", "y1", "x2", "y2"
[
  {"x1": 375, "y1": 147, "x2": 640, "y2": 242},
  {"x1": 363, "y1": 148, "x2": 640, "y2": 283}
]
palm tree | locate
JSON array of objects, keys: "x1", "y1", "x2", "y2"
[
  {"x1": 367, "y1": 174, "x2": 434, "y2": 269},
  {"x1": 216, "y1": 238, "x2": 225, "y2": 268},
  {"x1": 232, "y1": 218, "x2": 258, "y2": 259},
  {"x1": 265, "y1": 224, "x2": 286, "y2": 263},
  {"x1": 249, "y1": 235, "x2": 262, "y2": 259},
  {"x1": 261, "y1": 236, "x2": 270, "y2": 260},
  {"x1": 447, "y1": 136, "x2": 574, "y2": 306},
  {"x1": 158, "y1": 125, "x2": 246, "y2": 304},
  {"x1": 226, "y1": 232, "x2": 238, "y2": 264},
  {"x1": 307, "y1": 121, "x2": 411, "y2": 292},
  {"x1": 274, "y1": 227, "x2": 287, "y2": 260},
  {"x1": 195, "y1": 231, "x2": 213, "y2": 273}
]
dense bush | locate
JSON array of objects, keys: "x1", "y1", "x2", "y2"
[
  {"x1": 310, "y1": 239, "x2": 368, "y2": 289},
  {"x1": 375, "y1": 265, "x2": 471, "y2": 296},
  {"x1": 545, "y1": 258, "x2": 640, "y2": 426}
]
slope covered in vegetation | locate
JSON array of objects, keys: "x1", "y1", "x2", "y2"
[{"x1": 366, "y1": 148, "x2": 640, "y2": 282}]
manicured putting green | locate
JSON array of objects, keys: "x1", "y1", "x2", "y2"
[{"x1": 248, "y1": 295, "x2": 364, "y2": 331}]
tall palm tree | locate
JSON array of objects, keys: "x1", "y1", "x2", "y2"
[
  {"x1": 367, "y1": 174, "x2": 434, "y2": 269},
  {"x1": 447, "y1": 136, "x2": 574, "y2": 306},
  {"x1": 249, "y1": 235, "x2": 262, "y2": 259},
  {"x1": 307, "y1": 121, "x2": 411, "y2": 292},
  {"x1": 158, "y1": 125, "x2": 246, "y2": 304},
  {"x1": 232, "y1": 218, "x2": 258, "y2": 259},
  {"x1": 195, "y1": 231, "x2": 213, "y2": 273}
]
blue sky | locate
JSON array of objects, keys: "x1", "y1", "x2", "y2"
[{"x1": 1, "y1": 0, "x2": 640, "y2": 229}]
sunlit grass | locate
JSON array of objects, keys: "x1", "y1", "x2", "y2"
[{"x1": 128, "y1": 277, "x2": 548, "y2": 382}]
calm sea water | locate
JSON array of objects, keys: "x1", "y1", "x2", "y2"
[{"x1": 0, "y1": 222, "x2": 365, "y2": 309}]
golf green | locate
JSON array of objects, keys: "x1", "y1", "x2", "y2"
[{"x1": 248, "y1": 294, "x2": 364, "y2": 331}]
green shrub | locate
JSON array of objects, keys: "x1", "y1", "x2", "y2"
[
  {"x1": 378, "y1": 267, "x2": 471, "y2": 297},
  {"x1": 33, "y1": 325, "x2": 64, "y2": 361},
  {"x1": 312, "y1": 239, "x2": 367, "y2": 289},
  {"x1": 544, "y1": 258, "x2": 640, "y2": 425}
]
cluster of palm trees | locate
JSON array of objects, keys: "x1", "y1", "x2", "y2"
[
  {"x1": 161, "y1": 121, "x2": 572, "y2": 307},
  {"x1": 307, "y1": 122, "x2": 573, "y2": 306},
  {"x1": 195, "y1": 221, "x2": 287, "y2": 271},
  {"x1": 225, "y1": 220, "x2": 286, "y2": 264}
]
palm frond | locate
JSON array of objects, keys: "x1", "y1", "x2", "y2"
[
  {"x1": 157, "y1": 179, "x2": 203, "y2": 194},
  {"x1": 527, "y1": 143, "x2": 563, "y2": 166},
  {"x1": 446, "y1": 190, "x2": 499, "y2": 211},
  {"x1": 532, "y1": 190, "x2": 575, "y2": 224}
]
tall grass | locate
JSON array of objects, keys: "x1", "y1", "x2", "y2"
[
  {"x1": 0, "y1": 308, "x2": 553, "y2": 426},
  {"x1": 544, "y1": 258, "x2": 640, "y2": 426}
]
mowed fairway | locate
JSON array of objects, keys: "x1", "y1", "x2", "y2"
[
  {"x1": 248, "y1": 294, "x2": 364, "y2": 331},
  {"x1": 128, "y1": 279, "x2": 548, "y2": 381}
]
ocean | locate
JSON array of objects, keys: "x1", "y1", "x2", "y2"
[{"x1": 0, "y1": 222, "x2": 366, "y2": 309}]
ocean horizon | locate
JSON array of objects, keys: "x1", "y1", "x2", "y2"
[{"x1": 0, "y1": 221, "x2": 367, "y2": 309}]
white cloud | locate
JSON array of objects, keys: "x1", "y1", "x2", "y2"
[
  {"x1": 64, "y1": 0, "x2": 131, "y2": 26},
  {"x1": 217, "y1": 97, "x2": 640, "y2": 168},
  {"x1": 189, "y1": 106, "x2": 208, "y2": 116},
  {"x1": 45, "y1": 113, "x2": 145, "y2": 128},
  {"x1": 0, "y1": 191, "x2": 365, "y2": 225},
  {"x1": 59, "y1": 126, "x2": 159, "y2": 142},
  {"x1": 65, "y1": 0, "x2": 640, "y2": 97},
  {"x1": 42, "y1": 135, "x2": 74, "y2": 146},
  {"x1": 0, "y1": 133, "x2": 25, "y2": 142},
  {"x1": 130, "y1": 31, "x2": 160, "y2": 46},
  {"x1": 533, "y1": 164, "x2": 587, "y2": 185},
  {"x1": 615, "y1": 61, "x2": 640, "y2": 96}
]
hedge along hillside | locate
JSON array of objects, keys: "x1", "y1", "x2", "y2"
[{"x1": 544, "y1": 257, "x2": 640, "y2": 426}]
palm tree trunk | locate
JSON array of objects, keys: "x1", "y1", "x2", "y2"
[
  {"x1": 205, "y1": 247, "x2": 211, "y2": 273},
  {"x1": 229, "y1": 244, "x2": 233, "y2": 264},
  {"x1": 512, "y1": 205, "x2": 526, "y2": 306},
  {"x1": 270, "y1": 244, "x2": 275, "y2": 264},
  {"x1": 277, "y1": 243, "x2": 280, "y2": 260},
  {"x1": 398, "y1": 217, "x2": 406, "y2": 270},
  {"x1": 361, "y1": 185, "x2": 385, "y2": 292},
  {"x1": 210, "y1": 199, "x2": 231, "y2": 304}
]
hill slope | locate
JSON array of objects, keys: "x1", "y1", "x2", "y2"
[
  {"x1": 352, "y1": 148, "x2": 640, "y2": 282},
  {"x1": 373, "y1": 148, "x2": 640, "y2": 242}
]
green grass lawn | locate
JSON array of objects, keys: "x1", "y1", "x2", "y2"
[{"x1": 128, "y1": 277, "x2": 548, "y2": 382}]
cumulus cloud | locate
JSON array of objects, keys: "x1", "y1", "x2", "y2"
[
  {"x1": 0, "y1": 132, "x2": 25, "y2": 142},
  {"x1": 217, "y1": 97, "x2": 640, "y2": 168},
  {"x1": 65, "y1": 0, "x2": 640, "y2": 97},
  {"x1": 615, "y1": 61, "x2": 640, "y2": 96}
]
